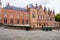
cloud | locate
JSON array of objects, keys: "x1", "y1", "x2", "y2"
[
  {"x1": 45, "y1": 0, "x2": 60, "y2": 14},
  {"x1": 38, "y1": 0, "x2": 60, "y2": 14},
  {"x1": 40, "y1": 0, "x2": 51, "y2": 5},
  {"x1": 1, "y1": 0, "x2": 60, "y2": 14}
]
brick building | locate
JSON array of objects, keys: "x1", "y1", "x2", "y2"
[{"x1": 0, "y1": 1, "x2": 60, "y2": 28}]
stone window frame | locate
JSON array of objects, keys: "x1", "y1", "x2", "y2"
[
  {"x1": 40, "y1": 16, "x2": 42, "y2": 19},
  {"x1": 39, "y1": 24, "x2": 41, "y2": 26},
  {"x1": 10, "y1": 13, "x2": 14, "y2": 18},
  {"x1": 10, "y1": 18, "x2": 13, "y2": 24},
  {"x1": 42, "y1": 16, "x2": 43, "y2": 20},
  {"x1": 0, "y1": 16, "x2": 1, "y2": 20},
  {"x1": 26, "y1": 15, "x2": 29, "y2": 19},
  {"x1": 26, "y1": 20, "x2": 29, "y2": 24},
  {"x1": 44, "y1": 16, "x2": 46, "y2": 20},
  {"x1": 4, "y1": 12, "x2": 7, "y2": 17},
  {"x1": 32, "y1": 12, "x2": 35, "y2": 18},
  {"x1": 22, "y1": 14, "x2": 24, "y2": 19},
  {"x1": 33, "y1": 25, "x2": 35, "y2": 27},
  {"x1": 50, "y1": 17, "x2": 54, "y2": 21},
  {"x1": 22, "y1": 19, "x2": 24, "y2": 24},
  {"x1": 17, "y1": 19, "x2": 20, "y2": 24},
  {"x1": 38, "y1": 15, "x2": 42, "y2": 20},
  {"x1": 17, "y1": 13, "x2": 20, "y2": 18},
  {"x1": 0, "y1": 11, "x2": 1, "y2": 14},
  {"x1": 4, "y1": 18, "x2": 7, "y2": 24}
]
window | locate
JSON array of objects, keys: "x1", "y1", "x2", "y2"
[
  {"x1": 48, "y1": 12, "x2": 51, "y2": 15},
  {"x1": 22, "y1": 19, "x2": 24, "y2": 24},
  {"x1": 10, "y1": 19, "x2": 13, "y2": 24},
  {"x1": 42, "y1": 16, "x2": 43, "y2": 20},
  {"x1": 0, "y1": 11, "x2": 1, "y2": 14},
  {"x1": 22, "y1": 15, "x2": 24, "y2": 19},
  {"x1": 26, "y1": 15, "x2": 29, "y2": 19},
  {"x1": 17, "y1": 19, "x2": 19, "y2": 24},
  {"x1": 33, "y1": 25, "x2": 35, "y2": 27},
  {"x1": 4, "y1": 18, "x2": 7, "y2": 24},
  {"x1": 50, "y1": 18, "x2": 53, "y2": 21},
  {"x1": 46, "y1": 17, "x2": 48, "y2": 20},
  {"x1": 44, "y1": 24, "x2": 46, "y2": 26},
  {"x1": 32, "y1": 12, "x2": 35, "y2": 18},
  {"x1": 0, "y1": 17, "x2": 1, "y2": 20},
  {"x1": 10, "y1": 13, "x2": 13, "y2": 18},
  {"x1": 43, "y1": 16, "x2": 45, "y2": 20},
  {"x1": 17, "y1": 14, "x2": 20, "y2": 18},
  {"x1": 38, "y1": 15, "x2": 39, "y2": 19},
  {"x1": 26, "y1": 20, "x2": 29, "y2": 24},
  {"x1": 39, "y1": 24, "x2": 41, "y2": 26},
  {"x1": 4, "y1": 12, "x2": 7, "y2": 17},
  {"x1": 38, "y1": 16, "x2": 42, "y2": 19},
  {"x1": 44, "y1": 16, "x2": 46, "y2": 20}
]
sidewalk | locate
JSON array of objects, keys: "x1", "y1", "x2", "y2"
[{"x1": 0, "y1": 27, "x2": 60, "y2": 40}]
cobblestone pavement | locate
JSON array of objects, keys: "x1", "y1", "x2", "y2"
[{"x1": 0, "y1": 27, "x2": 60, "y2": 40}]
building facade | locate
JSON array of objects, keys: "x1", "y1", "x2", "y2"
[{"x1": 0, "y1": 1, "x2": 60, "y2": 28}]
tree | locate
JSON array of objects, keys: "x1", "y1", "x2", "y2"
[{"x1": 55, "y1": 13, "x2": 60, "y2": 22}]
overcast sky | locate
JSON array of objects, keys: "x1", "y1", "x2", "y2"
[{"x1": 1, "y1": 0, "x2": 60, "y2": 14}]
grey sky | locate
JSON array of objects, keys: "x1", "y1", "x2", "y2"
[{"x1": 1, "y1": 0, "x2": 60, "y2": 14}]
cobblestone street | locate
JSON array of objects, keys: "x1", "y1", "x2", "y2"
[{"x1": 0, "y1": 27, "x2": 60, "y2": 40}]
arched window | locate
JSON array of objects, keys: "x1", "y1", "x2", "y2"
[
  {"x1": 4, "y1": 12, "x2": 7, "y2": 17},
  {"x1": 26, "y1": 20, "x2": 29, "y2": 24},
  {"x1": 0, "y1": 11, "x2": 1, "y2": 14},
  {"x1": 33, "y1": 25, "x2": 35, "y2": 27},
  {"x1": 22, "y1": 19, "x2": 24, "y2": 24},
  {"x1": 22, "y1": 15, "x2": 24, "y2": 19},
  {"x1": 17, "y1": 14, "x2": 20, "y2": 18},
  {"x1": 0, "y1": 17, "x2": 1, "y2": 20},
  {"x1": 10, "y1": 13, "x2": 13, "y2": 18},
  {"x1": 10, "y1": 19, "x2": 13, "y2": 24},
  {"x1": 17, "y1": 19, "x2": 19, "y2": 24},
  {"x1": 39, "y1": 24, "x2": 41, "y2": 26},
  {"x1": 32, "y1": 12, "x2": 35, "y2": 18},
  {"x1": 26, "y1": 15, "x2": 29, "y2": 19},
  {"x1": 4, "y1": 18, "x2": 7, "y2": 24}
]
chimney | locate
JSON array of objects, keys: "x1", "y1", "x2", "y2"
[
  {"x1": 44, "y1": 6, "x2": 46, "y2": 10},
  {"x1": 25, "y1": 5, "x2": 30, "y2": 12},
  {"x1": 35, "y1": 2, "x2": 37, "y2": 8},
  {"x1": 25, "y1": 5, "x2": 28, "y2": 9},
  {"x1": 48, "y1": 8, "x2": 51, "y2": 15},
  {"x1": 44, "y1": 6, "x2": 47, "y2": 13},
  {"x1": 7, "y1": 2, "x2": 10, "y2": 6}
]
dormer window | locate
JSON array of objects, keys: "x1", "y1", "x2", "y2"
[{"x1": 32, "y1": 12, "x2": 35, "y2": 18}]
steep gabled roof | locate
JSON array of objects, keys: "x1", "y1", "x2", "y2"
[{"x1": 3, "y1": 5, "x2": 27, "y2": 12}]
